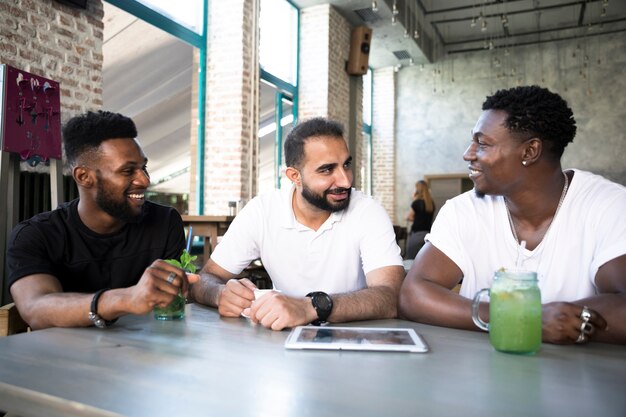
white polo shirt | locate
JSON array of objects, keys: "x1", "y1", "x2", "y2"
[{"x1": 211, "y1": 186, "x2": 403, "y2": 296}]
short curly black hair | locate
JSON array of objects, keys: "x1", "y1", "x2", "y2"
[
  {"x1": 482, "y1": 86, "x2": 577, "y2": 159},
  {"x1": 62, "y1": 110, "x2": 137, "y2": 166},
  {"x1": 284, "y1": 117, "x2": 344, "y2": 169}
]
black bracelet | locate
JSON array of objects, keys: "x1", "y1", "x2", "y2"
[{"x1": 88, "y1": 288, "x2": 117, "y2": 328}]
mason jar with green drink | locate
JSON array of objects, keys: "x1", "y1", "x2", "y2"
[
  {"x1": 153, "y1": 250, "x2": 197, "y2": 321},
  {"x1": 471, "y1": 269, "x2": 542, "y2": 354}
]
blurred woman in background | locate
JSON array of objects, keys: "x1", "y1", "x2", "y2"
[{"x1": 405, "y1": 180, "x2": 435, "y2": 259}]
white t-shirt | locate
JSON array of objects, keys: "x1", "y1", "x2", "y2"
[
  {"x1": 426, "y1": 169, "x2": 626, "y2": 303},
  {"x1": 211, "y1": 186, "x2": 403, "y2": 296}
]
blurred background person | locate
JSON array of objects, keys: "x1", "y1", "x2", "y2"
[{"x1": 405, "y1": 180, "x2": 435, "y2": 259}]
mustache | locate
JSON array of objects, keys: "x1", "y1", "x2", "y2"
[{"x1": 326, "y1": 188, "x2": 351, "y2": 195}]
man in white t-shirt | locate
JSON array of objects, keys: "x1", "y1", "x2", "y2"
[
  {"x1": 399, "y1": 86, "x2": 626, "y2": 345},
  {"x1": 191, "y1": 117, "x2": 404, "y2": 330}
]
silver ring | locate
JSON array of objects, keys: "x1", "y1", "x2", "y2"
[
  {"x1": 580, "y1": 305, "x2": 592, "y2": 322},
  {"x1": 580, "y1": 321, "x2": 594, "y2": 335},
  {"x1": 575, "y1": 332, "x2": 586, "y2": 344},
  {"x1": 166, "y1": 272, "x2": 176, "y2": 284}
]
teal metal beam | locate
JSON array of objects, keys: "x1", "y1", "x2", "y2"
[
  {"x1": 105, "y1": 0, "x2": 203, "y2": 48},
  {"x1": 274, "y1": 92, "x2": 284, "y2": 189},
  {"x1": 196, "y1": 0, "x2": 208, "y2": 214}
]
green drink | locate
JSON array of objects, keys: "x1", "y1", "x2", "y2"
[
  {"x1": 472, "y1": 269, "x2": 542, "y2": 355},
  {"x1": 153, "y1": 290, "x2": 186, "y2": 321},
  {"x1": 153, "y1": 250, "x2": 197, "y2": 321}
]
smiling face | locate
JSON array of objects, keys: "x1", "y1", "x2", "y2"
[
  {"x1": 92, "y1": 138, "x2": 150, "y2": 222},
  {"x1": 297, "y1": 136, "x2": 353, "y2": 213},
  {"x1": 463, "y1": 110, "x2": 528, "y2": 197}
]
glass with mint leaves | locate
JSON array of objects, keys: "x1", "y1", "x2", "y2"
[{"x1": 153, "y1": 250, "x2": 197, "y2": 320}]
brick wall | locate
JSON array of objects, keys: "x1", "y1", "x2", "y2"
[
  {"x1": 198, "y1": 0, "x2": 259, "y2": 215},
  {"x1": 299, "y1": 4, "x2": 351, "y2": 129},
  {"x1": 298, "y1": 4, "x2": 364, "y2": 190},
  {"x1": 0, "y1": 0, "x2": 104, "y2": 120},
  {"x1": 372, "y1": 67, "x2": 396, "y2": 220}
]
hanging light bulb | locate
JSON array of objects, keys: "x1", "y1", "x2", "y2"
[
  {"x1": 488, "y1": 40, "x2": 494, "y2": 50},
  {"x1": 504, "y1": 48, "x2": 510, "y2": 56},
  {"x1": 409, "y1": 58, "x2": 415, "y2": 66},
  {"x1": 392, "y1": 0, "x2": 399, "y2": 16},
  {"x1": 478, "y1": 11, "x2": 484, "y2": 21},
  {"x1": 501, "y1": 15, "x2": 509, "y2": 27},
  {"x1": 601, "y1": 7, "x2": 607, "y2": 17},
  {"x1": 391, "y1": 15, "x2": 397, "y2": 25},
  {"x1": 483, "y1": 40, "x2": 489, "y2": 49},
  {"x1": 470, "y1": 17, "x2": 477, "y2": 28},
  {"x1": 420, "y1": 64, "x2": 424, "y2": 71},
  {"x1": 481, "y1": 20, "x2": 488, "y2": 32},
  {"x1": 371, "y1": 1, "x2": 378, "y2": 12},
  {"x1": 404, "y1": 29, "x2": 410, "y2": 38}
]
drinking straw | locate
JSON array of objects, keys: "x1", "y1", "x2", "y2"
[
  {"x1": 186, "y1": 226, "x2": 193, "y2": 253},
  {"x1": 516, "y1": 240, "x2": 526, "y2": 269}
]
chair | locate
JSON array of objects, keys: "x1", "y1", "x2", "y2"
[
  {"x1": 0, "y1": 303, "x2": 29, "y2": 336},
  {"x1": 392, "y1": 225, "x2": 408, "y2": 258},
  {"x1": 405, "y1": 231, "x2": 428, "y2": 260}
]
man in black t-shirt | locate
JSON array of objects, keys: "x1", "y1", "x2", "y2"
[{"x1": 7, "y1": 111, "x2": 197, "y2": 330}]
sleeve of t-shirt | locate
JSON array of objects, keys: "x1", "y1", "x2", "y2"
[
  {"x1": 210, "y1": 198, "x2": 262, "y2": 275},
  {"x1": 359, "y1": 200, "x2": 403, "y2": 275},
  {"x1": 164, "y1": 208, "x2": 186, "y2": 261},
  {"x1": 588, "y1": 188, "x2": 626, "y2": 278},
  {"x1": 6, "y1": 222, "x2": 55, "y2": 288}
]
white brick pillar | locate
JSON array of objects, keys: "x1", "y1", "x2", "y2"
[
  {"x1": 298, "y1": 4, "x2": 363, "y2": 188},
  {"x1": 197, "y1": 0, "x2": 259, "y2": 215},
  {"x1": 372, "y1": 67, "x2": 396, "y2": 220}
]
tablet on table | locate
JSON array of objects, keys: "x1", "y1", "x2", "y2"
[{"x1": 285, "y1": 326, "x2": 428, "y2": 353}]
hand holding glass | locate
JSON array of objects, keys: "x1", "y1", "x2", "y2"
[{"x1": 153, "y1": 250, "x2": 197, "y2": 321}]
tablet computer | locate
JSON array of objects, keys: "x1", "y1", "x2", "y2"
[{"x1": 284, "y1": 326, "x2": 428, "y2": 353}]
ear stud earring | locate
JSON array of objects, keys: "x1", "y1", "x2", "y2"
[{"x1": 522, "y1": 161, "x2": 528, "y2": 166}]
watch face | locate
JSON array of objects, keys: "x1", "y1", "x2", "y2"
[{"x1": 315, "y1": 293, "x2": 332, "y2": 310}]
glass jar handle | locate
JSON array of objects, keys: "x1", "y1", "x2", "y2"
[{"x1": 472, "y1": 288, "x2": 490, "y2": 331}]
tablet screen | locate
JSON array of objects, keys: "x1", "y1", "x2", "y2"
[{"x1": 285, "y1": 326, "x2": 428, "y2": 353}]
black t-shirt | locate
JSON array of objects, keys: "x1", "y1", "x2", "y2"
[
  {"x1": 7, "y1": 199, "x2": 185, "y2": 293},
  {"x1": 410, "y1": 199, "x2": 434, "y2": 233}
]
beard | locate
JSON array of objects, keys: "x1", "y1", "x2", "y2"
[
  {"x1": 301, "y1": 184, "x2": 351, "y2": 212},
  {"x1": 95, "y1": 175, "x2": 143, "y2": 223},
  {"x1": 474, "y1": 188, "x2": 486, "y2": 199}
]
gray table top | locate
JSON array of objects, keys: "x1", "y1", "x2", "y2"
[{"x1": 0, "y1": 304, "x2": 624, "y2": 417}]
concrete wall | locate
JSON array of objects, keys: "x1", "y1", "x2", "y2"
[{"x1": 394, "y1": 33, "x2": 626, "y2": 224}]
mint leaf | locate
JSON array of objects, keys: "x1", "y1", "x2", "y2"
[
  {"x1": 164, "y1": 259, "x2": 183, "y2": 269},
  {"x1": 165, "y1": 249, "x2": 197, "y2": 273}
]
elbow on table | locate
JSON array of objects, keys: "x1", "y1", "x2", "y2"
[{"x1": 397, "y1": 280, "x2": 427, "y2": 322}]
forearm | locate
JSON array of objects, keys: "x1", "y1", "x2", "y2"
[
  {"x1": 329, "y1": 285, "x2": 399, "y2": 323},
  {"x1": 17, "y1": 292, "x2": 95, "y2": 330},
  {"x1": 399, "y1": 280, "x2": 484, "y2": 331},
  {"x1": 577, "y1": 293, "x2": 626, "y2": 344},
  {"x1": 189, "y1": 272, "x2": 226, "y2": 307}
]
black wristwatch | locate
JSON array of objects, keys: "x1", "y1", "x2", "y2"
[
  {"x1": 306, "y1": 291, "x2": 333, "y2": 325},
  {"x1": 88, "y1": 288, "x2": 117, "y2": 329}
]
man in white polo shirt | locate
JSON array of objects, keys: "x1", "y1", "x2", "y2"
[{"x1": 191, "y1": 117, "x2": 404, "y2": 330}]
